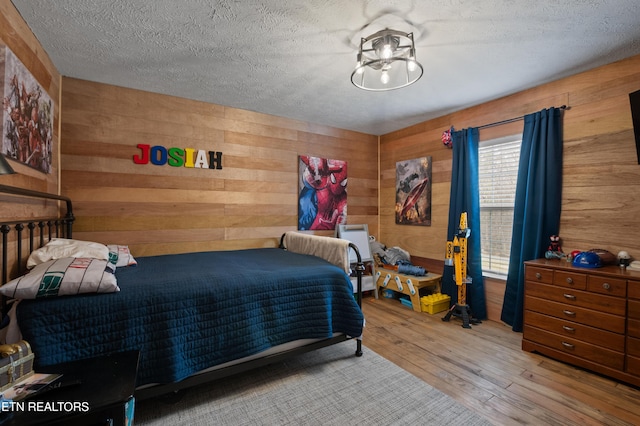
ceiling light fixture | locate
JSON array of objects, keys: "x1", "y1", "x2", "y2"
[{"x1": 351, "y1": 28, "x2": 423, "y2": 91}]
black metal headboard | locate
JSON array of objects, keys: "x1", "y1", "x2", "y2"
[{"x1": 0, "y1": 184, "x2": 75, "y2": 286}]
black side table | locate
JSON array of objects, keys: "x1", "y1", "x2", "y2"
[{"x1": 2, "y1": 350, "x2": 139, "y2": 426}]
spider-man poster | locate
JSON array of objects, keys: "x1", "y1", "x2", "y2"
[
  {"x1": 396, "y1": 156, "x2": 431, "y2": 226},
  {"x1": 298, "y1": 155, "x2": 347, "y2": 230}
]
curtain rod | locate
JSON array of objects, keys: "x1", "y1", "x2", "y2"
[{"x1": 476, "y1": 105, "x2": 568, "y2": 130}]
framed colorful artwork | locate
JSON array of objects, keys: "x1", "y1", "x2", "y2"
[
  {"x1": 1, "y1": 45, "x2": 54, "y2": 174},
  {"x1": 396, "y1": 156, "x2": 432, "y2": 226},
  {"x1": 298, "y1": 155, "x2": 347, "y2": 230}
]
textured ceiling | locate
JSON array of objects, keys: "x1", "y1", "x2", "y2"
[{"x1": 10, "y1": 0, "x2": 640, "y2": 135}]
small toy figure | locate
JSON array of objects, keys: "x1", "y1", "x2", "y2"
[
  {"x1": 617, "y1": 251, "x2": 631, "y2": 268},
  {"x1": 442, "y1": 127, "x2": 453, "y2": 148},
  {"x1": 618, "y1": 250, "x2": 631, "y2": 268},
  {"x1": 548, "y1": 235, "x2": 562, "y2": 252},
  {"x1": 545, "y1": 235, "x2": 565, "y2": 259}
]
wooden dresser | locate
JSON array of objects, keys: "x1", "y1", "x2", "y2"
[{"x1": 523, "y1": 258, "x2": 640, "y2": 387}]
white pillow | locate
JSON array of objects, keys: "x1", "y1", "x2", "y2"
[
  {"x1": 27, "y1": 238, "x2": 109, "y2": 269},
  {"x1": 107, "y1": 245, "x2": 137, "y2": 268},
  {"x1": 0, "y1": 258, "x2": 119, "y2": 299}
]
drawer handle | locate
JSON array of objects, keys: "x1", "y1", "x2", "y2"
[
  {"x1": 602, "y1": 282, "x2": 611, "y2": 290},
  {"x1": 563, "y1": 293, "x2": 576, "y2": 300},
  {"x1": 563, "y1": 310, "x2": 576, "y2": 317},
  {"x1": 535, "y1": 272, "x2": 542, "y2": 279},
  {"x1": 566, "y1": 277, "x2": 573, "y2": 284},
  {"x1": 562, "y1": 325, "x2": 575, "y2": 333},
  {"x1": 561, "y1": 341, "x2": 575, "y2": 350}
]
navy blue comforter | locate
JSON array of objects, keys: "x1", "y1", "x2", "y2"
[{"x1": 16, "y1": 248, "x2": 364, "y2": 386}]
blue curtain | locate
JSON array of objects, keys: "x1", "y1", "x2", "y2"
[
  {"x1": 441, "y1": 127, "x2": 487, "y2": 320},
  {"x1": 501, "y1": 107, "x2": 563, "y2": 332}
]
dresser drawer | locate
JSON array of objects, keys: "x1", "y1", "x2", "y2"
[
  {"x1": 526, "y1": 281, "x2": 625, "y2": 315},
  {"x1": 627, "y1": 355, "x2": 640, "y2": 376},
  {"x1": 524, "y1": 325, "x2": 624, "y2": 370},
  {"x1": 629, "y1": 300, "x2": 640, "y2": 321},
  {"x1": 525, "y1": 295, "x2": 626, "y2": 333},
  {"x1": 553, "y1": 270, "x2": 587, "y2": 290},
  {"x1": 525, "y1": 266, "x2": 553, "y2": 284},
  {"x1": 628, "y1": 336, "x2": 640, "y2": 357},
  {"x1": 587, "y1": 275, "x2": 626, "y2": 297},
  {"x1": 524, "y1": 310, "x2": 624, "y2": 351},
  {"x1": 629, "y1": 280, "x2": 640, "y2": 300},
  {"x1": 628, "y1": 318, "x2": 640, "y2": 339}
]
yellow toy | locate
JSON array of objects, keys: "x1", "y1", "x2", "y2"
[{"x1": 442, "y1": 212, "x2": 481, "y2": 328}]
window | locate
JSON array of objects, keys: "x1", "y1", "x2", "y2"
[{"x1": 478, "y1": 135, "x2": 521, "y2": 276}]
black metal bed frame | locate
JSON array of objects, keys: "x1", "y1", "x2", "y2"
[{"x1": 0, "y1": 184, "x2": 364, "y2": 400}]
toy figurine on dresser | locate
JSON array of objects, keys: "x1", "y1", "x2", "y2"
[{"x1": 545, "y1": 235, "x2": 565, "y2": 259}]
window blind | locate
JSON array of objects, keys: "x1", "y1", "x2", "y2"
[{"x1": 479, "y1": 136, "x2": 521, "y2": 275}]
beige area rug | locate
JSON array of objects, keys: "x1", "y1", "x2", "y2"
[{"x1": 134, "y1": 342, "x2": 493, "y2": 425}]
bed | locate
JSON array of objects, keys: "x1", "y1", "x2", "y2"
[{"x1": 0, "y1": 185, "x2": 365, "y2": 400}]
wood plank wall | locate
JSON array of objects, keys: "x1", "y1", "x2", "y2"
[
  {"x1": 0, "y1": 0, "x2": 62, "y2": 279},
  {"x1": 60, "y1": 78, "x2": 378, "y2": 257},
  {"x1": 379, "y1": 54, "x2": 640, "y2": 321}
]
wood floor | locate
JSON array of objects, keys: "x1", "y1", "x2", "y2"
[{"x1": 361, "y1": 295, "x2": 640, "y2": 426}]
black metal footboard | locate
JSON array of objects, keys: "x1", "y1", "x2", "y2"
[{"x1": 279, "y1": 232, "x2": 364, "y2": 357}]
